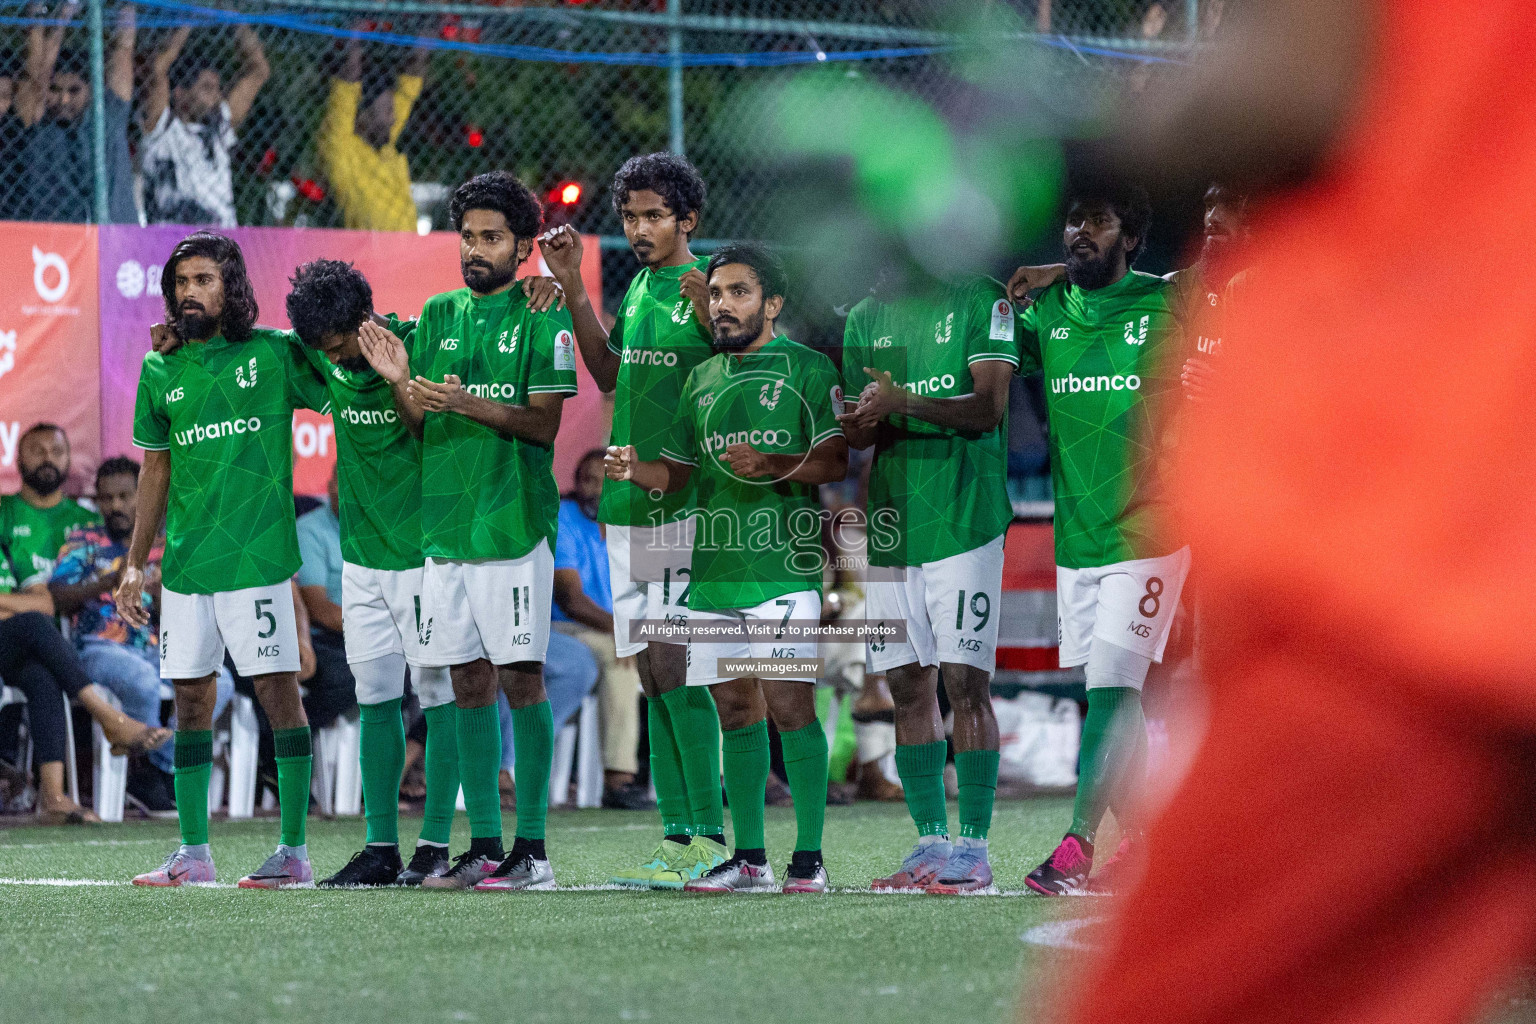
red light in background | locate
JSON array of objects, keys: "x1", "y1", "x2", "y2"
[
  {"x1": 466, "y1": 126, "x2": 484, "y2": 148},
  {"x1": 558, "y1": 182, "x2": 582, "y2": 205}
]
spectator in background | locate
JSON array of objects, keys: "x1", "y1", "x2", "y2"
[
  {"x1": 50, "y1": 456, "x2": 234, "y2": 816},
  {"x1": 140, "y1": 24, "x2": 269, "y2": 227},
  {"x1": 14, "y1": 4, "x2": 137, "y2": 223},
  {"x1": 317, "y1": 33, "x2": 429, "y2": 231},
  {"x1": 0, "y1": 423, "x2": 99, "y2": 589},
  {"x1": 553, "y1": 449, "x2": 648, "y2": 809},
  {"x1": 295, "y1": 467, "x2": 361, "y2": 728},
  {"x1": 1, "y1": 55, "x2": 25, "y2": 220},
  {"x1": 1, "y1": 551, "x2": 172, "y2": 824}
]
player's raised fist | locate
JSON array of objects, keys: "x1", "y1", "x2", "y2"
[
  {"x1": 538, "y1": 225, "x2": 583, "y2": 280},
  {"x1": 604, "y1": 444, "x2": 637, "y2": 481},
  {"x1": 679, "y1": 268, "x2": 709, "y2": 325}
]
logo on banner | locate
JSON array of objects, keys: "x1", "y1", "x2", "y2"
[
  {"x1": 0, "y1": 329, "x2": 15, "y2": 380},
  {"x1": 114, "y1": 260, "x2": 161, "y2": 300},
  {"x1": 32, "y1": 247, "x2": 69, "y2": 303}
]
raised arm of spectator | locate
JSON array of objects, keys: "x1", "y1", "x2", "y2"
[
  {"x1": 539, "y1": 226, "x2": 620, "y2": 392},
  {"x1": 14, "y1": 1, "x2": 76, "y2": 126},
  {"x1": 317, "y1": 36, "x2": 363, "y2": 171},
  {"x1": 553, "y1": 569, "x2": 614, "y2": 635},
  {"x1": 225, "y1": 24, "x2": 270, "y2": 128},
  {"x1": 107, "y1": 4, "x2": 134, "y2": 103},
  {"x1": 390, "y1": 46, "x2": 428, "y2": 147},
  {"x1": 141, "y1": 24, "x2": 190, "y2": 133}
]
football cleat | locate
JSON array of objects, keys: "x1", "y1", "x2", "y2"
[
  {"x1": 318, "y1": 846, "x2": 403, "y2": 888},
  {"x1": 473, "y1": 854, "x2": 556, "y2": 892},
  {"x1": 925, "y1": 838, "x2": 995, "y2": 895},
  {"x1": 610, "y1": 839, "x2": 691, "y2": 888},
  {"x1": 1082, "y1": 834, "x2": 1138, "y2": 895},
  {"x1": 132, "y1": 847, "x2": 215, "y2": 887},
  {"x1": 420, "y1": 848, "x2": 502, "y2": 890},
  {"x1": 1024, "y1": 834, "x2": 1094, "y2": 896},
  {"x1": 782, "y1": 853, "x2": 829, "y2": 894},
  {"x1": 683, "y1": 856, "x2": 777, "y2": 894},
  {"x1": 651, "y1": 836, "x2": 730, "y2": 890},
  {"x1": 397, "y1": 845, "x2": 451, "y2": 886},
  {"x1": 238, "y1": 847, "x2": 314, "y2": 889},
  {"x1": 870, "y1": 837, "x2": 952, "y2": 891}
]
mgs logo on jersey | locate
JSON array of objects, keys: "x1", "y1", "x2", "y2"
[
  {"x1": 439, "y1": 338, "x2": 459, "y2": 350},
  {"x1": 234, "y1": 356, "x2": 258, "y2": 389}
]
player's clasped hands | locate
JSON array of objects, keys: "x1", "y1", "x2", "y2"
[
  {"x1": 407, "y1": 374, "x2": 470, "y2": 413},
  {"x1": 836, "y1": 367, "x2": 904, "y2": 431},
  {"x1": 721, "y1": 443, "x2": 770, "y2": 479},
  {"x1": 604, "y1": 444, "x2": 637, "y2": 481}
]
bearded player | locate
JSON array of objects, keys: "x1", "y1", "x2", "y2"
[
  {"x1": 607, "y1": 242, "x2": 846, "y2": 893},
  {"x1": 402, "y1": 171, "x2": 577, "y2": 891},
  {"x1": 838, "y1": 259, "x2": 1018, "y2": 894},
  {"x1": 540, "y1": 153, "x2": 728, "y2": 888},
  {"x1": 1012, "y1": 188, "x2": 1188, "y2": 896},
  {"x1": 119, "y1": 232, "x2": 331, "y2": 888}
]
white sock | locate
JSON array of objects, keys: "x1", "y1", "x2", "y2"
[
  {"x1": 917, "y1": 833, "x2": 950, "y2": 847},
  {"x1": 956, "y1": 835, "x2": 987, "y2": 850}
]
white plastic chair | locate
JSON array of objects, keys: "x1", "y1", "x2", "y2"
[
  {"x1": 225, "y1": 694, "x2": 260, "y2": 819},
  {"x1": 90, "y1": 691, "x2": 129, "y2": 823},
  {"x1": 0, "y1": 685, "x2": 80, "y2": 807},
  {"x1": 311, "y1": 714, "x2": 362, "y2": 817},
  {"x1": 549, "y1": 695, "x2": 603, "y2": 809}
]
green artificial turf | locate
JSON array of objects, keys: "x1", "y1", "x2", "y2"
[{"x1": 0, "y1": 800, "x2": 1084, "y2": 1024}]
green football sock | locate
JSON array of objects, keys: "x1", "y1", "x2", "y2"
[
  {"x1": 779, "y1": 721, "x2": 829, "y2": 852},
  {"x1": 173, "y1": 729, "x2": 213, "y2": 847},
  {"x1": 721, "y1": 720, "x2": 769, "y2": 852},
  {"x1": 1070, "y1": 686, "x2": 1144, "y2": 845},
  {"x1": 955, "y1": 748, "x2": 1000, "y2": 840},
  {"x1": 661, "y1": 685, "x2": 724, "y2": 834},
  {"x1": 273, "y1": 727, "x2": 312, "y2": 848},
  {"x1": 647, "y1": 696, "x2": 691, "y2": 837},
  {"x1": 510, "y1": 700, "x2": 554, "y2": 841},
  {"x1": 456, "y1": 702, "x2": 502, "y2": 839},
  {"x1": 359, "y1": 699, "x2": 405, "y2": 846},
  {"x1": 419, "y1": 703, "x2": 459, "y2": 846},
  {"x1": 895, "y1": 741, "x2": 950, "y2": 837}
]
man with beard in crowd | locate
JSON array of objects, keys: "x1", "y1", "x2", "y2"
[{"x1": 1, "y1": 423, "x2": 99, "y2": 589}]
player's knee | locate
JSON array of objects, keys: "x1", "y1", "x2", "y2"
[
  {"x1": 886, "y1": 662, "x2": 937, "y2": 707},
  {"x1": 172, "y1": 674, "x2": 219, "y2": 731},
  {"x1": 712, "y1": 679, "x2": 761, "y2": 731},
  {"x1": 412, "y1": 665, "x2": 455, "y2": 709},
  {"x1": 764, "y1": 679, "x2": 816, "y2": 732},
  {"x1": 498, "y1": 662, "x2": 546, "y2": 709},
  {"x1": 352, "y1": 653, "x2": 408, "y2": 706},
  {"x1": 450, "y1": 660, "x2": 498, "y2": 708},
  {"x1": 941, "y1": 665, "x2": 992, "y2": 714}
]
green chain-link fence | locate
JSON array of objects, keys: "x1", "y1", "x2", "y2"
[{"x1": 0, "y1": 0, "x2": 1206, "y2": 305}]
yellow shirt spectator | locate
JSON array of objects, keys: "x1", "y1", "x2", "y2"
[{"x1": 317, "y1": 74, "x2": 422, "y2": 232}]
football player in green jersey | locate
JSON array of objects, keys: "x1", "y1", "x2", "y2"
[
  {"x1": 837, "y1": 265, "x2": 1018, "y2": 894},
  {"x1": 1008, "y1": 188, "x2": 1190, "y2": 896},
  {"x1": 0, "y1": 423, "x2": 99, "y2": 588},
  {"x1": 118, "y1": 232, "x2": 332, "y2": 889},
  {"x1": 541, "y1": 152, "x2": 730, "y2": 888},
  {"x1": 278, "y1": 258, "x2": 456, "y2": 887},
  {"x1": 607, "y1": 242, "x2": 847, "y2": 893},
  {"x1": 402, "y1": 172, "x2": 578, "y2": 892}
]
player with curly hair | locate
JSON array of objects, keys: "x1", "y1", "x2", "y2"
[{"x1": 540, "y1": 152, "x2": 731, "y2": 889}]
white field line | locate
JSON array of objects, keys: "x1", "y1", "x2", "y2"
[
  {"x1": 1019, "y1": 916, "x2": 1104, "y2": 950},
  {"x1": 0, "y1": 838, "x2": 165, "y2": 850}
]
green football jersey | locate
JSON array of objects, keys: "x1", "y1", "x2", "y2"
[
  {"x1": 298, "y1": 315, "x2": 422, "y2": 572},
  {"x1": 1017, "y1": 270, "x2": 1178, "y2": 569},
  {"x1": 416, "y1": 287, "x2": 578, "y2": 561},
  {"x1": 843, "y1": 277, "x2": 1018, "y2": 567},
  {"x1": 660, "y1": 335, "x2": 844, "y2": 612},
  {"x1": 0, "y1": 493, "x2": 99, "y2": 588},
  {"x1": 132, "y1": 328, "x2": 332, "y2": 595},
  {"x1": 599, "y1": 257, "x2": 716, "y2": 528}
]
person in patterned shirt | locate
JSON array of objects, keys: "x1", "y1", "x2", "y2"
[
  {"x1": 607, "y1": 242, "x2": 848, "y2": 894},
  {"x1": 50, "y1": 456, "x2": 234, "y2": 815},
  {"x1": 540, "y1": 152, "x2": 730, "y2": 889},
  {"x1": 117, "y1": 231, "x2": 331, "y2": 888}
]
